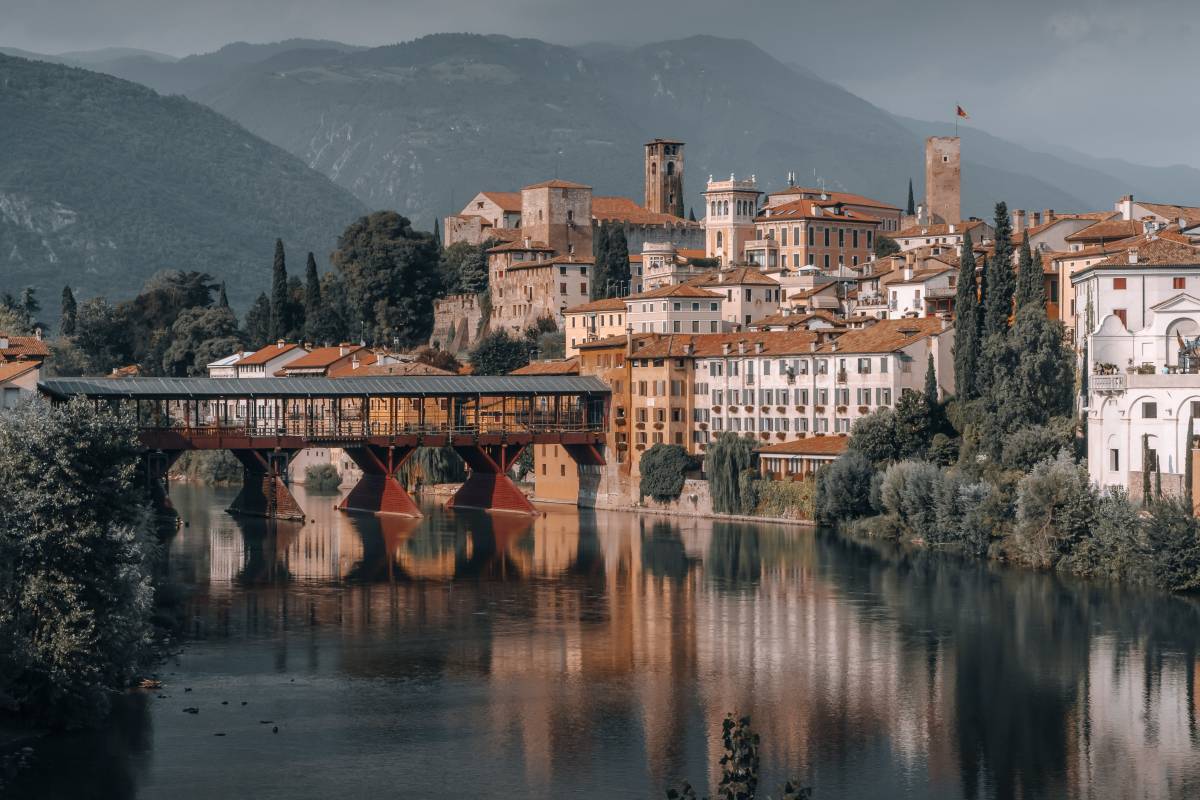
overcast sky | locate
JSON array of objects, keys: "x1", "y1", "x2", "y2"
[{"x1": 2, "y1": 0, "x2": 1195, "y2": 167}]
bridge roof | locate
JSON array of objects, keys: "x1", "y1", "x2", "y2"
[{"x1": 39, "y1": 375, "x2": 611, "y2": 400}]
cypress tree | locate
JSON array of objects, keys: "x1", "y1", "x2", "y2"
[
  {"x1": 924, "y1": 353, "x2": 938, "y2": 407},
  {"x1": 1187, "y1": 415, "x2": 1195, "y2": 513},
  {"x1": 606, "y1": 226, "x2": 631, "y2": 297},
  {"x1": 269, "y1": 238, "x2": 288, "y2": 341},
  {"x1": 217, "y1": 282, "x2": 229, "y2": 309},
  {"x1": 1015, "y1": 238, "x2": 1045, "y2": 310},
  {"x1": 303, "y1": 252, "x2": 321, "y2": 339},
  {"x1": 1143, "y1": 434, "x2": 1152, "y2": 503},
  {"x1": 433, "y1": 218, "x2": 441, "y2": 248},
  {"x1": 592, "y1": 224, "x2": 611, "y2": 300},
  {"x1": 60, "y1": 285, "x2": 77, "y2": 336},
  {"x1": 906, "y1": 179, "x2": 916, "y2": 216},
  {"x1": 689, "y1": 207, "x2": 697, "y2": 222},
  {"x1": 983, "y1": 202, "x2": 1014, "y2": 337},
  {"x1": 953, "y1": 232, "x2": 978, "y2": 399}
]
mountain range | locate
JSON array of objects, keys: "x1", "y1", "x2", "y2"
[
  {"x1": 0, "y1": 53, "x2": 366, "y2": 311},
  {"x1": 3, "y1": 33, "x2": 1198, "y2": 313}
]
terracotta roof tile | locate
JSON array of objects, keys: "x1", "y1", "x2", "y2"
[
  {"x1": 511, "y1": 357, "x2": 580, "y2": 376},
  {"x1": 479, "y1": 191, "x2": 522, "y2": 212},
  {"x1": 238, "y1": 342, "x2": 303, "y2": 366},
  {"x1": 769, "y1": 187, "x2": 901, "y2": 211},
  {"x1": 756, "y1": 434, "x2": 849, "y2": 456},
  {"x1": 278, "y1": 345, "x2": 373, "y2": 373},
  {"x1": 627, "y1": 283, "x2": 722, "y2": 300},
  {"x1": 756, "y1": 198, "x2": 880, "y2": 224},
  {"x1": 352, "y1": 361, "x2": 455, "y2": 376},
  {"x1": 522, "y1": 179, "x2": 591, "y2": 190},
  {"x1": 0, "y1": 360, "x2": 40, "y2": 382},
  {"x1": 632, "y1": 331, "x2": 820, "y2": 359},
  {"x1": 697, "y1": 267, "x2": 781, "y2": 287},
  {"x1": 893, "y1": 220, "x2": 987, "y2": 238},
  {"x1": 0, "y1": 335, "x2": 49, "y2": 358},
  {"x1": 815, "y1": 317, "x2": 946, "y2": 354},
  {"x1": 592, "y1": 196, "x2": 696, "y2": 227},
  {"x1": 487, "y1": 240, "x2": 555, "y2": 253},
  {"x1": 1064, "y1": 219, "x2": 1144, "y2": 242},
  {"x1": 1091, "y1": 236, "x2": 1200, "y2": 268},
  {"x1": 565, "y1": 297, "x2": 627, "y2": 313}
]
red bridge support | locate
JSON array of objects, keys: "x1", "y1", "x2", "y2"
[
  {"x1": 228, "y1": 449, "x2": 304, "y2": 521},
  {"x1": 447, "y1": 442, "x2": 536, "y2": 515},
  {"x1": 338, "y1": 445, "x2": 421, "y2": 517}
]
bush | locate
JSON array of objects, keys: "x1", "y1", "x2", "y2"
[
  {"x1": 304, "y1": 463, "x2": 341, "y2": 493},
  {"x1": 640, "y1": 444, "x2": 696, "y2": 502},
  {"x1": 815, "y1": 451, "x2": 874, "y2": 522},
  {"x1": 1145, "y1": 497, "x2": 1200, "y2": 592},
  {"x1": 1014, "y1": 452, "x2": 1097, "y2": 568},
  {"x1": 1000, "y1": 419, "x2": 1073, "y2": 472},
  {"x1": 175, "y1": 449, "x2": 241, "y2": 484},
  {"x1": 879, "y1": 460, "x2": 942, "y2": 539},
  {"x1": 752, "y1": 479, "x2": 816, "y2": 520},
  {"x1": 1063, "y1": 487, "x2": 1150, "y2": 583},
  {"x1": 0, "y1": 398, "x2": 155, "y2": 727}
]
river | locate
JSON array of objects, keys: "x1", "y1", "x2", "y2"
[{"x1": 7, "y1": 482, "x2": 1200, "y2": 799}]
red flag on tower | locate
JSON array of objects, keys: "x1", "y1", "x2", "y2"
[{"x1": 956, "y1": 105, "x2": 970, "y2": 119}]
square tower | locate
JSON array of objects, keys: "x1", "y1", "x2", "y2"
[
  {"x1": 644, "y1": 139, "x2": 685, "y2": 218},
  {"x1": 925, "y1": 136, "x2": 961, "y2": 225},
  {"x1": 520, "y1": 179, "x2": 594, "y2": 257},
  {"x1": 703, "y1": 175, "x2": 762, "y2": 266}
]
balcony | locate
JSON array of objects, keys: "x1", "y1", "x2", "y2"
[
  {"x1": 1090, "y1": 374, "x2": 1126, "y2": 392},
  {"x1": 925, "y1": 287, "x2": 956, "y2": 299}
]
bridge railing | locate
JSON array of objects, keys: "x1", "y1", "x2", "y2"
[{"x1": 139, "y1": 416, "x2": 603, "y2": 440}]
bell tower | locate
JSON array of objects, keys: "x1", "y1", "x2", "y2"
[{"x1": 644, "y1": 139, "x2": 685, "y2": 218}]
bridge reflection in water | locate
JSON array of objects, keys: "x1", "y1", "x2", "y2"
[{"x1": 39, "y1": 375, "x2": 609, "y2": 519}]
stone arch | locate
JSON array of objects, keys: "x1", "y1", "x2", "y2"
[
  {"x1": 666, "y1": 161, "x2": 675, "y2": 176},
  {"x1": 1167, "y1": 318, "x2": 1200, "y2": 365}
]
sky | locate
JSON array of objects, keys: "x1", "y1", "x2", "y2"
[{"x1": 2, "y1": 0, "x2": 1196, "y2": 167}]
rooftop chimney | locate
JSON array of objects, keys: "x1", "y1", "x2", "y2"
[
  {"x1": 276, "y1": 339, "x2": 286, "y2": 349},
  {"x1": 809, "y1": 341, "x2": 818, "y2": 352},
  {"x1": 1128, "y1": 248, "x2": 1139, "y2": 264},
  {"x1": 754, "y1": 341, "x2": 764, "y2": 354},
  {"x1": 351, "y1": 355, "x2": 361, "y2": 370},
  {"x1": 1043, "y1": 209, "x2": 1054, "y2": 223},
  {"x1": 1032, "y1": 211, "x2": 1042, "y2": 227},
  {"x1": 1012, "y1": 209, "x2": 1026, "y2": 235},
  {"x1": 737, "y1": 340, "x2": 746, "y2": 355},
  {"x1": 683, "y1": 342, "x2": 694, "y2": 356},
  {"x1": 1118, "y1": 195, "x2": 1135, "y2": 221},
  {"x1": 722, "y1": 341, "x2": 731, "y2": 356}
]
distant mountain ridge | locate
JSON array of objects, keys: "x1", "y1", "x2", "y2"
[{"x1": 0, "y1": 53, "x2": 366, "y2": 310}]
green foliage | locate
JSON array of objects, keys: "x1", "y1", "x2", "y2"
[
  {"x1": 874, "y1": 234, "x2": 901, "y2": 259},
  {"x1": 1014, "y1": 452, "x2": 1098, "y2": 568},
  {"x1": 303, "y1": 252, "x2": 321, "y2": 340},
  {"x1": 707, "y1": 433, "x2": 758, "y2": 514},
  {"x1": 414, "y1": 346, "x2": 462, "y2": 373},
  {"x1": 926, "y1": 432, "x2": 959, "y2": 466},
  {"x1": 604, "y1": 226, "x2": 631, "y2": 297},
  {"x1": 1063, "y1": 488, "x2": 1151, "y2": 584},
  {"x1": 1014, "y1": 239, "x2": 1045, "y2": 309},
  {"x1": 269, "y1": 239, "x2": 290, "y2": 341},
  {"x1": 880, "y1": 460, "x2": 942, "y2": 539},
  {"x1": 667, "y1": 715, "x2": 811, "y2": 800},
  {"x1": 511, "y1": 447, "x2": 534, "y2": 482},
  {"x1": 0, "y1": 305, "x2": 32, "y2": 335},
  {"x1": 893, "y1": 389, "x2": 933, "y2": 459},
  {"x1": 815, "y1": 451, "x2": 875, "y2": 522},
  {"x1": 983, "y1": 201, "x2": 1014, "y2": 339},
  {"x1": 73, "y1": 296, "x2": 132, "y2": 374},
  {"x1": 60, "y1": 286, "x2": 77, "y2": 336},
  {"x1": 953, "y1": 231, "x2": 979, "y2": 400},
  {"x1": 591, "y1": 225, "x2": 611, "y2": 300},
  {"x1": 848, "y1": 407, "x2": 899, "y2": 465},
  {"x1": 304, "y1": 463, "x2": 342, "y2": 493},
  {"x1": 0, "y1": 54, "x2": 364, "y2": 310},
  {"x1": 752, "y1": 478, "x2": 815, "y2": 520},
  {"x1": 469, "y1": 330, "x2": 530, "y2": 376},
  {"x1": 1000, "y1": 419, "x2": 1073, "y2": 472},
  {"x1": 332, "y1": 211, "x2": 441, "y2": 347},
  {"x1": 161, "y1": 306, "x2": 243, "y2": 376},
  {"x1": 307, "y1": 273, "x2": 350, "y2": 346},
  {"x1": 0, "y1": 398, "x2": 155, "y2": 727},
  {"x1": 923, "y1": 353, "x2": 938, "y2": 407},
  {"x1": 397, "y1": 447, "x2": 467, "y2": 487},
  {"x1": 639, "y1": 444, "x2": 697, "y2": 503},
  {"x1": 439, "y1": 241, "x2": 489, "y2": 296},
  {"x1": 243, "y1": 292, "x2": 272, "y2": 350},
  {"x1": 174, "y1": 450, "x2": 241, "y2": 485},
  {"x1": 1144, "y1": 498, "x2": 1200, "y2": 591}
]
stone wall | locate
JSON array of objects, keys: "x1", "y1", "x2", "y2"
[{"x1": 430, "y1": 293, "x2": 485, "y2": 354}]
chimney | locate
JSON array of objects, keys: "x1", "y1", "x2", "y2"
[
  {"x1": 339, "y1": 343, "x2": 350, "y2": 357},
  {"x1": 737, "y1": 340, "x2": 747, "y2": 355},
  {"x1": 351, "y1": 355, "x2": 361, "y2": 370},
  {"x1": 1012, "y1": 209, "x2": 1026, "y2": 235},
  {"x1": 948, "y1": 223, "x2": 956, "y2": 234},
  {"x1": 683, "y1": 341, "x2": 694, "y2": 356},
  {"x1": 1043, "y1": 209, "x2": 1055, "y2": 223},
  {"x1": 831, "y1": 341, "x2": 839, "y2": 352},
  {"x1": 276, "y1": 339, "x2": 286, "y2": 349},
  {"x1": 940, "y1": 313, "x2": 952, "y2": 331},
  {"x1": 1118, "y1": 195, "x2": 1134, "y2": 221},
  {"x1": 1142, "y1": 217, "x2": 1156, "y2": 236},
  {"x1": 524, "y1": 236, "x2": 531, "y2": 248},
  {"x1": 754, "y1": 341, "x2": 764, "y2": 354},
  {"x1": 1031, "y1": 211, "x2": 1042, "y2": 228},
  {"x1": 809, "y1": 341, "x2": 818, "y2": 352},
  {"x1": 0, "y1": 336, "x2": 8, "y2": 350},
  {"x1": 722, "y1": 341, "x2": 732, "y2": 355},
  {"x1": 1128, "y1": 248, "x2": 1139, "y2": 264}
]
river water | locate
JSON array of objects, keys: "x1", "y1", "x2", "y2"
[{"x1": 8, "y1": 483, "x2": 1200, "y2": 799}]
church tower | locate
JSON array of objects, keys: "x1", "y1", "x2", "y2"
[{"x1": 644, "y1": 139, "x2": 685, "y2": 218}]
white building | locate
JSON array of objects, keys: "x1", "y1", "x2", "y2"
[
  {"x1": 1076, "y1": 236, "x2": 1200, "y2": 499},
  {"x1": 625, "y1": 284, "x2": 724, "y2": 334},
  {"x1": 206, "y1": 351, "x2": 254, "y2": 378},
  {"x1": 703, "y1": 175, "x2": 761, "y2": 266},
  {"x1": 694, "y1": 267, "x2": 784, "y2": 328}
]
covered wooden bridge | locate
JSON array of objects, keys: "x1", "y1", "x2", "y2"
[{"x1": 39, "y1": 375, "x2": 610, "y2": 519}]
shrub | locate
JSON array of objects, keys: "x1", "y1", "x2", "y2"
[
  {"x1": 640, "y1": 444, "x2": 697, "y2": 503},
  {"x1": 1063, "y1": 487, "x2": 1150, "y2": 583},
  {"x1": 926, "y1": 433, "x2": 959, "y2": 466},
  {"x1": 848, "y1": 408, "x2": 899, "y2": 464},
  {"x1": 738, "y1": 469, "x2": 760, "y2": 515},
  {"x1": 1145, "y1": 497, "x2": 1200, "y2": 592},
  {"x1": 0, "y1": 398, "x2": 155, "y2": 727},
  {"x1": 175, "y1": 449, "x2": 241, "y2": 484},
  {"x1": 1000, "y1": 418, "x2": 1073, "y2": 471},
  {"x1": 879, "y1": 460, "x2": 942, "y2": 539},
  {"x1": 753, "y1": 479, "x2": 816, "y2": 520},
  {"x1": 304, "y1": 463, "x2": 341, "y2": 493},
  {"x1": 957, "y1": 480, "x2": 998, "y2": 557},
  {"x1": 815, "y1": 451, "x2": 874, "y2": 522},
  {"x1": 1014, "y1": 452, "x2": 1097, "y2": 568}
]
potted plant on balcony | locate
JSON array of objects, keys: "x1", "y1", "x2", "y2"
[{"x1": 858, "y1": 405, "x2": 869, "y2": 414}]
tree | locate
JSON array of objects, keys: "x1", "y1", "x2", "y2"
[
  {"x1": 815, "y1": 451, "x2": 875, "y2": 522},
  {"x1": 983, "y1": 202, "x2": 1014, "y2": 339},
  {"x1": 874, "y1": 235, "x2": 900, "y2": 259},
  {"x1": 1143, "y1": 434, "x2": 1152, "y2": 502},
  {"x1": 1006, "y1": 304, "x2": 1073, "y2": 429},
  {"x1": 217, "y1": 282, "x2": 230, "y2": 309},
  {"x1": 432, "y1": 217, "x2": 441, "y2": 248},
  {"x1": 0, "y1": 398, "x2": 155, "y2": 727},
  {"x1": 894, "y1": 389, "x2": 933, "y2": 459},
  {"x1": 60, "y1": 286, "x2": 77, "y2": 336},
  {"x1": 74, "y1": 297, "x2": 131, "y2": 374},
  {"x1": 1145, "y1": 498, "x2": 1200, "y2": 591},
  {"x1": 1014, "y1": 452, "x2": 1098, "y2": 568},
  {"x1": 605, "y1": 225, "x2": 631, "y2": 297},
  {"x1": 439, "y1": 240, "x2": 485, "y2": 296},
  {"x1": 20, "y1": 287, "x2": 40, "y2": 329},
  {"x1": 848, "y1": 408, "x2": 899, "y2": 465},
  {"x1": 688, "y1": 207, "x2": 696, "y2": 222},
  {"x1": 953, "y1": 231, "x2": 979, "y2": 399},
  {"x1": 303, "y1": 252, "x2": 321, "y2": 340},
  {"x1": 161, "y1": 307, "x2": 243, "y2": 376},
  {"x1": 707, "y1": 433, "x2": 758, "y2": 514},
  {"x1": 332, "y1": 211, "x2": 441, "y2": 346},
  {"x1": 906, "y1": 178, "x2": 915, "y2": 216},
  {"x1": 270, "y1": 238, "x2": 290, "y2": 341},
  {"x1": 243, "y1": 292, "x2": 272, "y2": 349},
  {"x1": 924, "y1": 353, "x2": 938, "y2": 407},
  {"x1": 640, "y1": 444, "x2": 697, "y2": 503},
  {"x1": 591, "y1": 224, "x2": 612, "y2": 300},
  {"x1": 414, "y1": 346, "x2": 461, "y2": 373},
  {"x1": 469, "y1": 330, "x2": 529, "y2": 375},
  {"x1": 461, "y1": 242, "x2": 490, "y2": 294},
  {"x1": 307, "y1": 272, "x2": 350, "y2": 346},
  {"x1": 119, "y1": 270, "x2": 217, "y2": 371}
]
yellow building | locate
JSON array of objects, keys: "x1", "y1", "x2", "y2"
[{"x1": 563, "y1": 297, "x2": 627, "y2": 357}]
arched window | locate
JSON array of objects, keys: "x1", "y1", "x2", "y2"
[
  {"x1": 666, "y1": 162, "x2": 675, "y2": 176},
  {"x1": 710, "y1": 200, "x2": 716, "y2": 216},
  {"x1": 717, "y1": 231, "x2": 724, "y2": 248},
  {"x1": 651, "y1": 163, "x2": 657, "y2": 176}
]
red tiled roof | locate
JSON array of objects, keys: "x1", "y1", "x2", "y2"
[
  {"x1": 627, "y1": 283, "x2": 722, "y2": 300},
  {"x1": 815, "y1": 317, "x2": 945, "y2": 353},
  {"x1": 0, "y1": 360, "x2": 40, "y2": 383},
  {"x1": 1090, "y1": 236, "x2": 1200, "y2": 268},
  {"x1": 769, "y1": 187, "x2": 901, "y2": 211},
  {"x1": 1065, "y1": 219, "x2": 1144, "y2": 243},
  {"x1": 278, "y1": 345, "x2": 373, "y2": 372},
  {"x1": 487, "y1": 239, "x2": 555, "y2": 253},
  {"x1": 479, "y1": 191, "x2": 522, "y2": 212},
  {"x1": 522, "y1": 179, "x2": 591, "y2": 190},
  {"x1": 0, "y1": 335, "x2": 49, "y2": 358},
  {"x1": 238, "y1": 342, "x2": 303, "y2": 366},
  {"x1": 756, "y1": 198, "x2": 880, "y2": 224},
  {"x1": 565, "y1": 297, "x2": 627, "y2": 313},
  {"x1": 697, "y1": 267, "x2": 780, "y2": 287},
  {"x1": 592, "y1": 196, "x2": 695, "y2": 227},
  {"x1": 352, "y1": 360, "x2": 455, "y2": 376},
  {"x1": 631, "y1": 331, "x2": 820, "y2": 359},
  {"x1": 893, "y1": 220, "x2": 987, "y2": 238},
  {"x1": 511, "y1": 357, "x2": 580, "y2": 376},
  {"x1": 757, "y1": 435, "x2": 849, "y2": 456}
]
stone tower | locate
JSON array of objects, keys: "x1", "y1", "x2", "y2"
[
  {"x1": 644, "y1": 139, "x2": 685, "y2": 218},
  {"x1": 702, "y1": 175, "x2": 761, "y2": 266},
  {"x1": 519, "y1": 179, "x2": 594, "y2": 257},
  {"x1": 924, "y1": 136, "x2": 961, "y2": 225}
]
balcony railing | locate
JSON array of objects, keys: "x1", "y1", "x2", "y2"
[{"x1": 1090, "y1": 374, "x2": 1126, "y2": 392}]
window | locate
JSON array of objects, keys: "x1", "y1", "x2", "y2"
[
  {"x1": 1175, "y1": 277, "x2": 1187, "y2": 290},
  {"x1": 1114, "y1": 308, "x2": 1127, "y2": 326},
  {"x1": 1192, "y1": 400, "x2": 1200, "y2": 419},
  {"x1": 852, "y1": 230, "x2": 859, "y2": 249},
  {"x1": 857, "y1": 358, "x2": 871, "y2": 374},
  {"x1": 1146, "y1": 448, "x2": 1159, "y2": 472},
  {"x1": 838, "y1": 229, "x2": 845, "y2": 247},
  {"x1": 880, "y1": 357, "x2": 889, "y2": 373},
  {"x1": 1113, "y1": 278, "x2": 1127, "y2": 290},
  {"x1": 560, "y1": 282, "x2": 567, "y2": 294},
  {"x1": 808, "y1": 226, "x2": 815, "y2": 246},
  {"x1": 857, "y1": 388, "x2": 871, "y2": 405},
  {"x1": 824, "y1": 254, "x2": 830, "y2": 269},
  {"x1": 1143, "y1": 402, "x2": 1157, "y2": 419},
  {"x1": 1110, "y1": 449, "x2": 1120, "y2": 471},
  {"x1": 823, "y1": 228, "x2": 830, "y2": 247}
]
